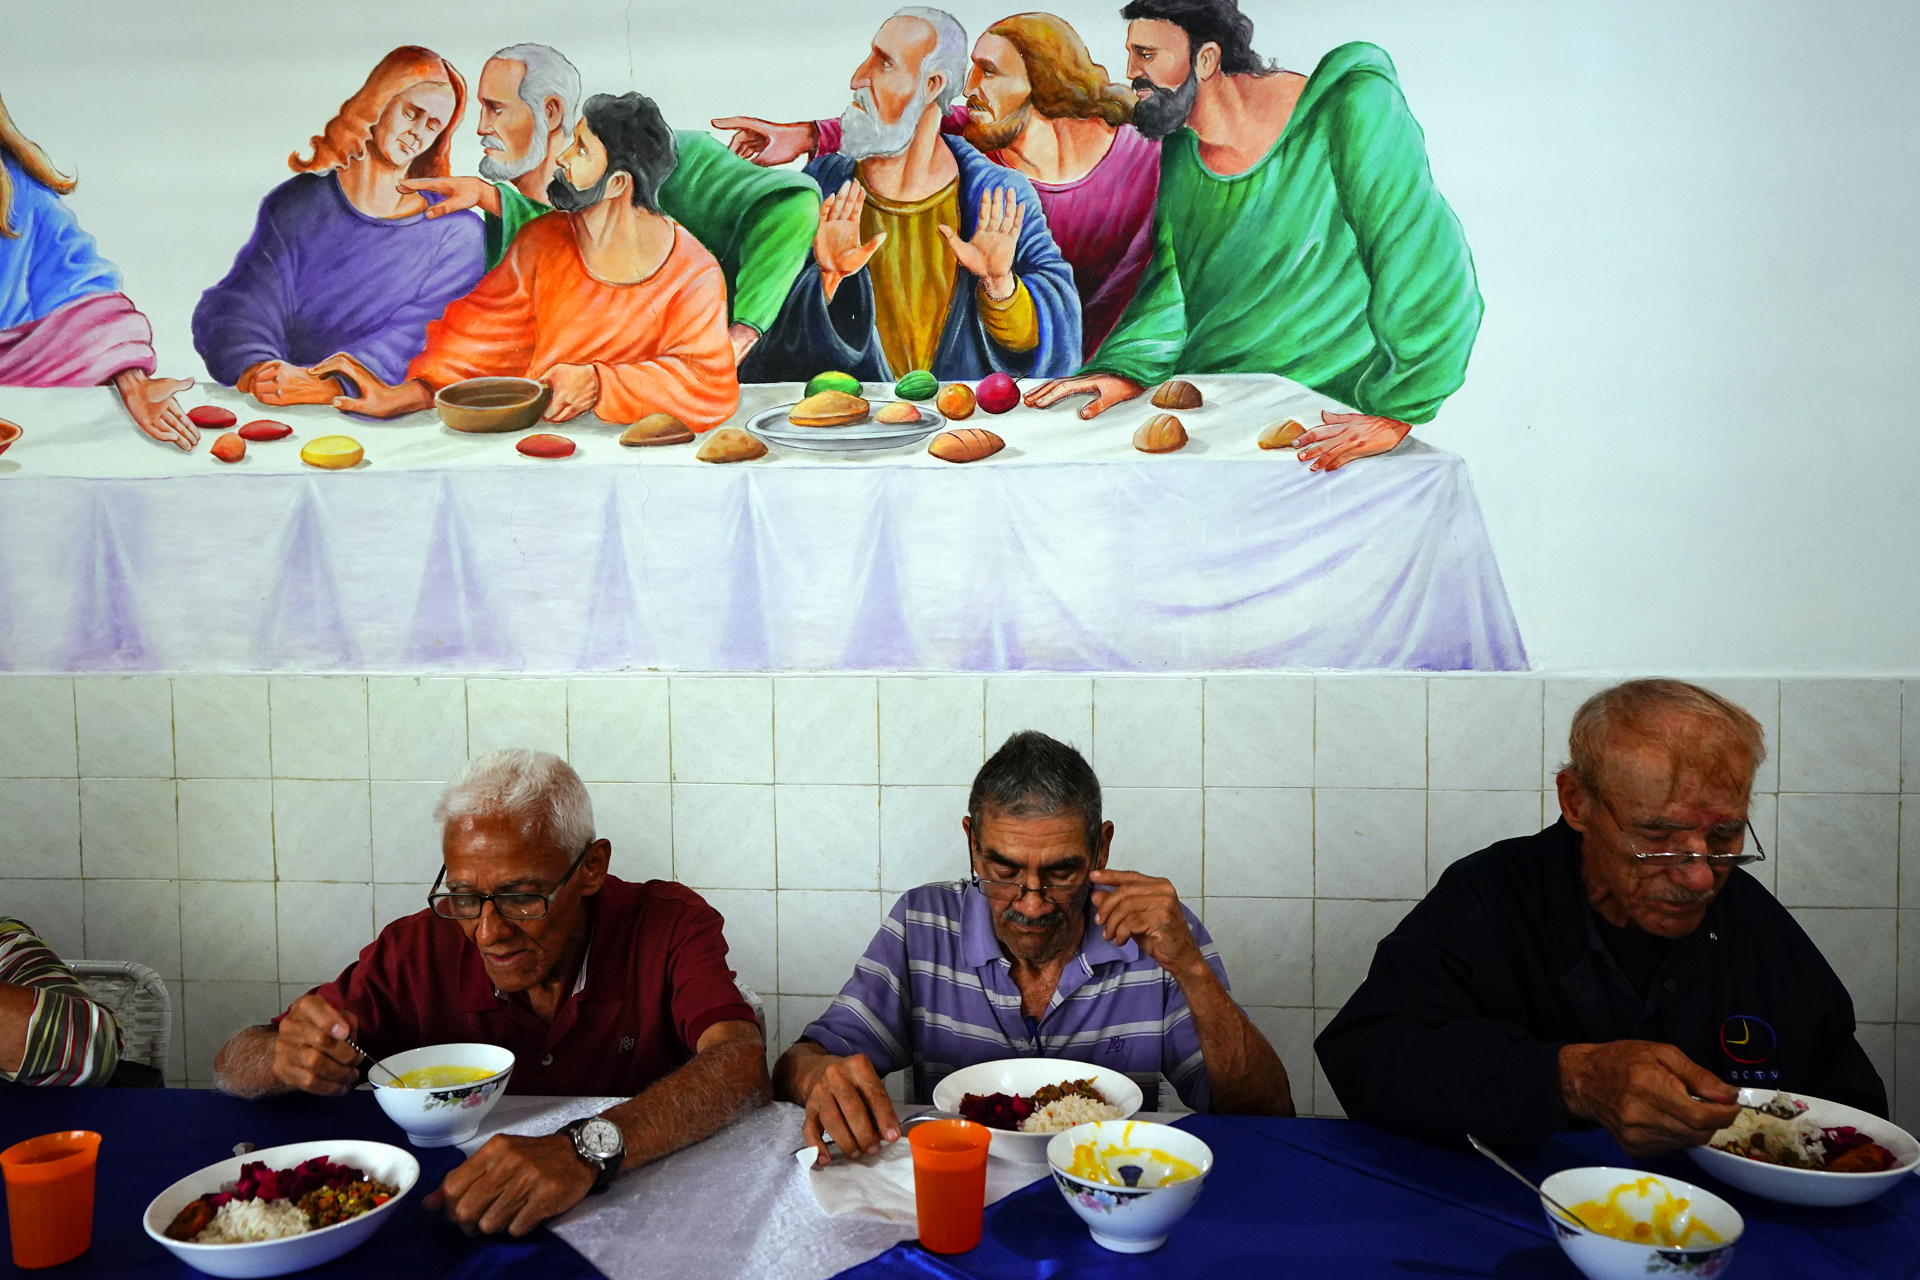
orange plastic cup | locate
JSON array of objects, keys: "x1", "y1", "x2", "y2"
[
  {"x1": 2, "y1": 1130, "x2": 101, "y2": 1268},
  {"x1": 909, "y1": 1119, "x2": 991, "y2": 1254}
]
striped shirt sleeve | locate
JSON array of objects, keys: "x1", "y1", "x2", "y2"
[
  {"x1": 0, "y1": 918, "x2": 122, "y2": 1087},
  {"x1": 1161, "y1": 909, "x2": 1230, "y2": 1111},
  {"x1": 799, "y1": 898, "x2": 913, "y2": 1077}
]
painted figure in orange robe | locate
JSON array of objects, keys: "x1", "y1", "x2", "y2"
[{"x1": 314, "y1": 92, "x2": 739, "y2": 431}]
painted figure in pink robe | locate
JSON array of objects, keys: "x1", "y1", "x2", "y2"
[
  {"x1": 717, "y1": 11, "x2": 1158, "y2": 358},
  {"x1": 0, "y1": 93, "x2": 199, "y2": 449}
]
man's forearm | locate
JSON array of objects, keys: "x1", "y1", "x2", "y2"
[
  {"x1": 1174, "y1": 961, "x2": 1294, "y2": 1116},
  {"x1": 213, "y1": 1025, "x2": 291, "y2": 1099},
  {"x1": 602, "y1": 1037, "x2": 771, "y2": 1170},
  {"x1": 0, "y1": 983, "x2": 37, "y2": 1075}
]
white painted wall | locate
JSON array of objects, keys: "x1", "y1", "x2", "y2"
[{"x1": 6, "y1": 0, "x2": 1917, "y2": 674}]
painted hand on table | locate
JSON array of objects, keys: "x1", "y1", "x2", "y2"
[
  {"x1": 938, "y1": 187, "x2": 1023, "y2": 300},
  {"x1": 798, "y1": 1051, "x2": 900, "y2": 1167},
  {"x1": 1557, "y1": 1040, "x2": 1740, "y2": 1157},
  {"x1": 1294, "y1": 412, "x2": 1411, "y2": 472},
  {"x1": 1023, "y1": 373, "x2": 1144, "y2": 419},
  {"x1": 542, "y1": 363, "x2": 600, "y2": 422},
  {"x1": 712, "y1": 116, "x2": 817, "y2": 167},
  {"x1": 1090, "y1": 869, "x2": 1206, "y2": 979},
  {"x1": 814, "y1": 181, "x2": 886, "y2": 303},
  {"x1": 306, "y1": 353, "x2": 434, "y2": 418},
  {"x1": 425, "y1": 1132, "x2": 595, "y2": 1236},
  {"x1": 243, "y1": 361, "x2": 339, "y2": 407},
  {"x1": 112, "y1": 369, "x2": 198, "y2": 451},
  {"x1": 270, "y1": 993, "x2": 363, "y2": 1096}
]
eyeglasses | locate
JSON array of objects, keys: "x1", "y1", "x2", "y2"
[
  {"x1": 427, "y1": 843, "x2": 592, "y2": 920},
  {"x1": 968, "y1": 872, "x2": 1090, "y2": 906},
  {"x1": 1598, "y1": 798, "x2": 1767, "y2": 868}
]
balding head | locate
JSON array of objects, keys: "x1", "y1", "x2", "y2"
[{"x1": 1566, "y1": 679, "x2": 1764, "y2": 803}]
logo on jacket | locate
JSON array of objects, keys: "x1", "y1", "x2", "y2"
[{"x1": 1719, "y1": 1014, "x2": 1778, "y2": 1079}]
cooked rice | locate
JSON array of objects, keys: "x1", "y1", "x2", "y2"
[
  {"x1": 1711, "y1": 1102, "x2": 1826, "y2": 1168},
  {"x1": 1020, "y1": 1093, "x2": 1122, "y2": 1133},
  {"x1": 194, "y1": 1198, "x2": 310, "y2": 1243}
]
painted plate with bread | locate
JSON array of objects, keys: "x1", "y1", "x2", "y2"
[{"x1": 747, "y1": 399, "x2": 944, "y2": 453}]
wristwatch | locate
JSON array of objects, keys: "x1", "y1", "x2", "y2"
[{"x1": 560, "y1": 1116, "x2": 625, "y2": 1195}]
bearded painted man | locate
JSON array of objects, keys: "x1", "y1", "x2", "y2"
[
  {"x1": 309, "y1": 93, "x2": 738, "y2": 432},
  {"x1": 1028, "y1": 0, "x2": 1484, "y2": 473},
  {"x1": 740, "y1": 7, "x2": 1079, "y2": 384},
  {"x1": 404, "y1": 44, "x2": 820, "y2": 366},
  {"x1": 720, "y1": 12, "x2": 1155, "y2": 357},
  {"x1": 0, "y1": 92, "x2": 199, "y2": 449}
]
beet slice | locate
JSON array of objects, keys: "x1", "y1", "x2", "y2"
[
  {"x1": 516, "y1": 433, "x2": 575, "y2": 458},
  {"x1": 187, "y1": 406, "x2": 238, "y2": 429},
  {"x1": 239, "y1": 419, "x2": 292, "y2": 441}
]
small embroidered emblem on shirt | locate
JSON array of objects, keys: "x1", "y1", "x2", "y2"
[{"x1": 618, "y1": 1036, "x2": 635, "y2": 1053}]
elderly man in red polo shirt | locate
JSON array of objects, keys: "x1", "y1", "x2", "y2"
[{"x1": 213, "y1": 749, "x2": 769, "y2": 1236}]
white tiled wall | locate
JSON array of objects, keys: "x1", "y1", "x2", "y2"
[{"x1": 0, "y1": 673, "x2": 1913, "y2": 1132}]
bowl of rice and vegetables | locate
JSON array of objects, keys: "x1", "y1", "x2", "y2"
[
  {"x1": 931, "y1": 1060, "x2": 1143, "y2": 1163},
  {"x1": 1687, "y1": 1090, "x2": 1920, "y2": 1207},
  {"x1": 143, "y1": 1139, "x2": 417, "y2": 1277}
]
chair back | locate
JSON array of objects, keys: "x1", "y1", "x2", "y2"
[{"x1": 69, "y1": 959, "x2": 172, "y2": 1071}]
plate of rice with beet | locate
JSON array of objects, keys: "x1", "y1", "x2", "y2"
[
  {"x1": 143, "y1": 1139, "x2": 418, "y2": 1277},
  {"x1": 932, "y1": 1060, "x2": 1144, "y2": 1163}
]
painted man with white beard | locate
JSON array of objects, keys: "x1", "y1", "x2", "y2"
[
  {"x1": 405, "y1": 44, "x2": 819, "y2": 365},
  {"x1": 742, "y1": 8, "x2": 1079, "y2": 384}
]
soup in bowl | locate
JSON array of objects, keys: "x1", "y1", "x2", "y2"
[{"x1": 370, "y1": 1043, "x2": 514, "y2": 1147}]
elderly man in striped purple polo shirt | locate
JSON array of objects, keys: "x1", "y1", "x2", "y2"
[{"x1": 777, "y1": 731, "x2": 1294, "y2": 1164}]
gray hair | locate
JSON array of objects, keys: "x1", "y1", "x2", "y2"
[
  {"x1": 491, "y1": 43, "x2": 582, "y2": 134},
  {"x1": 435, "y1": 749, "x2": 595, "y2": 857},
  {"x1": 968, "y1": 731, "x2": 1103, "y2": 855},
  {"x1": 893, "y1": 6, "x2": 969, "y2": 107}
]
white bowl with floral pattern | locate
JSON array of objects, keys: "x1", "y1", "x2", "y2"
[
  {"x1": 369, "y1": 1043, "x2": 514, "y2": 1147},
  {"x1": 1044, "y1": 1119, "x2": 1212, "y2": 1253}
]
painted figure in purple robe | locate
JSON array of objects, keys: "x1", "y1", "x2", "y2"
[
  {"x1": 0, "y1": 93, "x2": 198, "y2": 450},
  {"x1": 718, "y1": 11, "x2": 1157, "y2": 358},
  {"x1": 192, "y1": 46, "x2": 486, "y2": 408}
]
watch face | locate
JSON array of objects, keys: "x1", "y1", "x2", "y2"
[{"x1": 579, "y1": 1117, "x2": 623, "y2": 1160}]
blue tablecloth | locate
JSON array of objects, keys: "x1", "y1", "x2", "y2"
[
  {"x1": 0, "y1": 1088, "x2": 602, "y2": 1279},
  {"x1": 835, "y1": 1115, "x2": 1920, "y2": 1279}
]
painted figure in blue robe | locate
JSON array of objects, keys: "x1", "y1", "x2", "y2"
[
  {"x1": 741, "y1": 8, "x2": 1080, "y2": 383},
  {"x1": 0, "y1": 93, "x2": 199, "y2": 449},
  {"x1": 192, "y1": 46, "x2": 486, "y2": 409}
]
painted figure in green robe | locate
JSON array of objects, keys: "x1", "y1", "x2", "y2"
[
  {"x1": 400, "y1": 43, "x2": 820, "y2": 367},
  {"x1": 1028, "y1": 0, "x2": 1483, "y2": 472}
]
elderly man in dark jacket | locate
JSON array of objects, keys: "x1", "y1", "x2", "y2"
[{"x1": 1317, "y1": 679, "x2": 1885, "y2": 1155}]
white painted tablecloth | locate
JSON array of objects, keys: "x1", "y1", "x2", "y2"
[{"x1": 0, "y1": 376, "x2": 1526, "y2": 672}]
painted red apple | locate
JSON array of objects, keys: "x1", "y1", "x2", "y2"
[
  {"x1": 188, "y1": 406, "x2": 237, "y2": 429},
  {"x1": 976, "y1": 371, "x2": 1019, "y2": 415},
  {"x1": 516, "y1": 433, "x2": 575, "y2": 458},
  {"x1": 210, "y1": 432, "x2": 246, "y2": 463},
  {"x1": 239, "y1": 419, "x2": 292, "y2": 441}
]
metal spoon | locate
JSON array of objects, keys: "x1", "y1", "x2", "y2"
[
  {"x1": 1467, "y1": 1135, "x2": 1594, "y2": 1234},
  {"x1": 792, "y1": 1110, "x2": 964, "y2": 1162},
  {"x1": 345, "y1": 1036, "x2": 402, "y2": 1087}
]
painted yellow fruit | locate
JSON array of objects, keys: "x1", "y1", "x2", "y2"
[{"x1": 300, "y1": 435, "x2": 364, "y2": 470}]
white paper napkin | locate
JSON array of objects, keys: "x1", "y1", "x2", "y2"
[{"x1": 801, "y1": 1137, "x2": 1048, "y2": 1226}]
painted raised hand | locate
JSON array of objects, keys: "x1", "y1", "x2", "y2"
[
  {"x1": 938, "y1": 186, "x2": 1023, "y2": 300},
  {"x1": 814, "y1": 181, "x2": 886, "y2": 303}
]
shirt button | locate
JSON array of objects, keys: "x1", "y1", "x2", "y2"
[
  {"x1": 1663, "y1": 979, "x2": 1678, "y2": 993},
  {"x1": 542, "y1": 1054, "x2": 554, "y2": 1066}
]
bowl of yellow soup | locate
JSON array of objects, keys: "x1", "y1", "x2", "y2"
[
  {"x1": 1540, "y1": 1167, "x2": 1743, "y2": 1280},
  {"x1": 370, "y1": 1044, "x2": 515, "y2": 1148},
  {"x1": 1043, "y1": 1120, "x2": 1212, "y2": 1254}
]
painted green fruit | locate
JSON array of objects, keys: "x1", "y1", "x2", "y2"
[
  {"x1": 894, "y1": 370, "x2": 938, "y2": 401},
  {"x1": 805, "y1": 371, "x2": 863, "y2": 398}
]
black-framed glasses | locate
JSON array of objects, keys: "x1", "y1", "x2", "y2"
[
  {"x1": 968, "y1": 872, "x2": 1090, "y2": 906},
  {"x1": 1598, "y1": 797, "x2": 1767, "y2": 868},
  {"x1": 427, "y1": 842, "x2": 592, "y2": 920}
]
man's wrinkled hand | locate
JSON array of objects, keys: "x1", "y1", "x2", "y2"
[
  {"x1": 542, "y1": 363, "x2": 600, "y2": 422},
  {"x1": 423, "y1": 1133, "x2": 594, "y2": 1237},
  {"x1": 814, "y1": 181, "x2": 886, "y2": 302},
  {"x1": 114, "y1": 371, "x2": 198, "y2": 451},
  {"x1": 799, "y1": 1052, "x2": 899, "y2": 1167},
  {"x1": 712, "y1": 116, "x2": 816, "y2": 167},
  {"x1": 398, "y1": 176, "x2": 502, "y2": 219},
  {"x1": 307, "y1": 353, "x2": 433, "y2": 418},
  {"x1": 1558, "y1": 1041, "x2": 1740, "y2": 1157},
  {"x1": 1023, "y1": 373, "x2": 1143, "y2": 419},
  {"x1": 270, "y1": 994, "x2": 362, "y2": 1096},
  {"x1": 1090, "y1": 869, "x2": 1204, "y2": 977},
  {"x1": 1293, "y1": 411, "x2": 1411, "y2": 472},
  {"x1": 248, "y1": 360, "x2": 338, "y2": 407},
  {"x1": 938, "y1": 186, "x2": 1023, "y2": 299}
]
